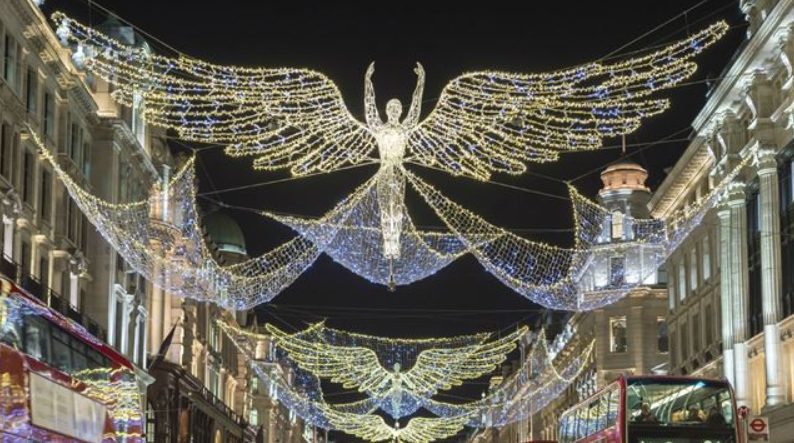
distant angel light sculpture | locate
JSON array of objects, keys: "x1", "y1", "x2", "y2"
[{"x1": 53, "y1": 13, "x2": 728, "y2": 262}]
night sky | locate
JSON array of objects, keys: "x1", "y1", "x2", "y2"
[
  {"x1": 42, "y1": 0, "x2": 745, "y2": 336},
  {"x1": 41, "y1": 0, "x2": 747, "y2": 438}
]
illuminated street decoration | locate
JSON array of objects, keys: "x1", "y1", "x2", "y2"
[
  {"x1": 219, "y1": 319, "x2": 593, "y2": 441},
  {"x1": 35, "y1": 119, "x2": 752, "y2": 310},
  {"x1": 53, "y1": 12, "x2": 727, "y2": 259},
  {"x1": 265, "y1": 322, "x2": 527, "y2": 418},
  {"x1": 37, "y1": 15, "x2": 743, "y2": 311},
  {"x1": 323, "y1": 408, "x2": 471, "y2": 443},
  {"x1": 424, "y1": 331, "x2": 595, "y2": 428}
]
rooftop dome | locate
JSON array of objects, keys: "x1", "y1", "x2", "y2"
[
  {"x1": 204, "y1": 211, "x2": 247, "y2": 256},
  {"x1": 599, "y1": 161, "x2": 650, "y2": 194},
  {"x1": 96, "y1": 16, "x2": 151, "y2": 52}
]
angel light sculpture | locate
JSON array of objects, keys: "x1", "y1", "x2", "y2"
[{"x1": 53, "y1": 13, "x2": 728, "y2": 262}]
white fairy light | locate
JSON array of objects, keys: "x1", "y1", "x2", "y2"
[{"x1": 52, "y1": 11, "x2": 727, "y2": 263}]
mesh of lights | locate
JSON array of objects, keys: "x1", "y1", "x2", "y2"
[
  {"x1": 39, "y1": 15, "x2": 741, "y2": 311},
  {"x1": 35, "y1": 119, "x2": 752, "y2": 310},
  {"x1": 218, "y1": 319, "x2": 591, "y2": 442},
  {"x1": 52, "y1": 12, "x2": 726, "y2": 259},
  {"x1": 264, "y1": 322, "x2": 528, "y2": 418}
]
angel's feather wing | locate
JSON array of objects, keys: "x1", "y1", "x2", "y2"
[
  {"x1": 266, "y1": 323, "x2": 391, "y2": 393},
  {"x1": 408, "y1": 22, "x2": 728, "y2": 180},
  {"x1": 54, "y1": 13, "x2": 376, "y2": 176},
  {"x1": 323, "y1": 408, "x2": 395, "y2": 442},
  {"x1": 402, "y1": 327, "x2": 527, "y2": 396},
  {"x1": 395, "y1": 416, "x2": 470, "y2": 443}
]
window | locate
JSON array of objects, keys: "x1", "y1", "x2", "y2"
[
  {"x1": 705, "y1": 304, "x2": 714, "y2": 346},
  {"x1": 609, "y1": 256, "x2": 625, "y2": 287},
  {"x1": 702, "y1": 235, "x2": 711, "y2": 281},
  {"x1": 3, "y1": 34, "x2": 17, "y2": 89},
  {"x1": 69, "y1": 122, "x2": 83, "y2": 164},
  {"x1": 43, "y1": 91, "x2": 54, "y2": 138},
  {"x1": 22, "y1": 150, "x2": 34, "y2": 204},
  {"x1": 657, "y1": 318, "x2": 669, "y2": 353},
  {"x1": 249, "y1": 409, "x2": 258, "y2": 427},
  {"x1": 668, "y1": 282, "x2": 675, "y2": 311},
  {"x1": 39, "y1": 169, "x2": 51, "y2": 222},
  {"x1": 611, "y1": 211, "x2": 624, "y2": 240},
  {"x1": 82, "y1": 140, "x2": 91, "y2": 177},
  {"x1": 24, "y1": 316, "x2": 51, "y2": 362},
  {"x1": 132, "y1": 92, "x2": 146, "y2": 147},
  {"x1": 0, "y1": 122, "x2": 12, "y2": 180},
  {"x1": 113, "y1": 296, "x2": 125, "y2": 349},
  {"x1": 51, "y1": 326, "x2": 72, "y2": 372},
  {"x1": 609, "y1": 316, "x2": 627, "y2": 353},
  {"x1": 747, "y1": 184, "x2": 763, "y2": 336},
  {"x1": 146, "y1": 403, "x2": 156, "y2": 443},
  {"x1": 20, "y1": 239, "x2": 30, "y2": 274},
  {"x1": 26, "y1": 67, "x2": 37, "y2": 114},
  {"x1": 677, "y1": 261, "x2": 686, "y2": 302},
  {"x1": 39, "y1": 255, "x2": 48, "y2": 288},
  {"x1": 689, "y1": 248, "x2": 698, "y2": 291},
  {"x1": 66, "y1": 198, "x2": 82, "y2": 245},
  {"x1": 692, "y1": 313, "x2": 701, "y2": 353},
  {"x1": 680, "y1": 320, "x2": 688, "y2": 359}
]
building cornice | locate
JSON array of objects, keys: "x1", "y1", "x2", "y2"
[{"x1": 650, "y1": 0, "x2": 794, "y2": 218}]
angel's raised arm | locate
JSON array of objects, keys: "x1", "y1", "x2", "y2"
[
  {"x1": 364, "y1": 62, "x2": 382, "y2": 129},
  {"x1": 404, "y1": 62, "x2": 425, "y2": 127}
]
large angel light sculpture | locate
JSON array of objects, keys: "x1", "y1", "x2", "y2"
[
  {"x1": 44, "y1": 14, "x2": 737, "y2": 310},
  {"x1": 54, "y1": 14, "x2": 727, "y2": 259}
]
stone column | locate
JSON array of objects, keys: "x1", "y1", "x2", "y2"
[
  {"x1": 756, "y1": 149, "x2": 785, "y2": 408},
  {"x1": 718, "y1": 206, "x2": 734, "y2": 386},
  {"x1": 728, "y1": 183, "x2": 750, "y2": 408}
]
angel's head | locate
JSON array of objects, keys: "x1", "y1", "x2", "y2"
[
  {"x1": 392, "y1": 362, "x2": 402, "y2": 372},
  {"x1": 386, "y1": 99, "x2": 403, "y2": 124}
]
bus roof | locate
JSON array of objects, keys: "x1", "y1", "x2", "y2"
[
  {"x1": 559, "y1": 374, "x2": 731, "y2": 417},
  {"x1": 3, "y1": 276, "x2": 134, "y2": 370}
]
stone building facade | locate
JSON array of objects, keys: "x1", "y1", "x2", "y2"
[
  {"x1": 0, "y1": 1, "x2": 309, "y2": 442},
  {"x1": 650, "y1": 0, "x2": 794, "y2": 436}
]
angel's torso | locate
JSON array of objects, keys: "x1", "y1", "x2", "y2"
[{"x1": 373, "y1": 124, "x2": 408, "y2": 167}]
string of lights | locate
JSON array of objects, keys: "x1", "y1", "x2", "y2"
[
  {"x1": 52, "y1": 13, "x2": 727, "y2": 258},
  {"x1": 218, "y1": 318, "x2": 593, "y2": 441}
]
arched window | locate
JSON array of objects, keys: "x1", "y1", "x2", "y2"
[{"x1": 611, "y1": 211, "x2": 624, "y2": 240}]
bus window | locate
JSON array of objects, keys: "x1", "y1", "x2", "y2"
[
  {"x1": 24, "y1": 316, "x2": 50, "y2": 363},
  {"x1": 52, "y1": 326, "x2": 73, "y2": 371},
  {"x1": 597, "y1": 390, "x2": 609, "y2": 430},
  {"x1": 606, "y1": 388, "x2": 619, "y2": 426},
  {"x1": 71, "y1": 336, "x2": 89, "y2": 371}
]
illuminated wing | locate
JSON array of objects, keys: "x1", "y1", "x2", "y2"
[
  {"x1": 54, "y1": 13, "x2": 376, "y2": 176},
  {"x1": 324, "y1": 408, "x2": 395, "y2": 442},
  {"x1": 266, "y1": 323, "x2": 391, "y2": 393},
  {"x1": 395, "y1": 416, "x2": 470, "y2": 443},
  {"x1": 402, "y1": 326, "x2": 527, "y2": 396},
  {"x1": 408, "y1": 22, "x2": 728, "y2": 180},
  {"x1": 324, "y1": 408, "x2": 468, "y2": 443}
]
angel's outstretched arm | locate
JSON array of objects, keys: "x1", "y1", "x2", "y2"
[
  {"x1": 404, "y1": 62, "x2": 425, "y2": 127},
  {"x1": 365, "y1": 62, "x2": 382, "y2": 129}
]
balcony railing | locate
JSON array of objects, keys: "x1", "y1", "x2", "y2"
[{"x1": 0, "y1": 253, "x2": 106, "y2": 341}]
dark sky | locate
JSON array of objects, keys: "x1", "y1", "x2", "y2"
[
  {"x1": 45, "y1": 0, "x2": 744, "y2": 336},
  {"x1": 40, "y1": 1, "x2": 748, "y2": 439}
]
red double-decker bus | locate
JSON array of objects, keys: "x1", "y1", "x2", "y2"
[
  {"x1": 0, "y1": 275, "x2": 145, "y2": 442},
  {"x1": 558, "y1": 375, "x2": 740, "y2": 443}
]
